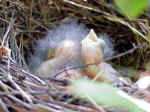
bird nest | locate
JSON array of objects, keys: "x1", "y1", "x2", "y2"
[{"x1": 0, "y1": 0, "x2": 150, "y2": 112}]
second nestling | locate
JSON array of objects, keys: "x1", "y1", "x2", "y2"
[{"x1": 34, "y1": 39, "x2": 82, "y2": 80}]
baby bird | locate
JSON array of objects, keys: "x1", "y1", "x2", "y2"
[
  {"x1": 34, "y1": 29, "x2": 118, "y2": 82},
  {"x1": 30, "y1": 19, "x2": 117, "y2": 81},
  {"x1": 34, "y1": 39, "x2": 82, "y2": 78},
  {"x1": 81, "y1": 29, "x2": 118, "y2": 82}
]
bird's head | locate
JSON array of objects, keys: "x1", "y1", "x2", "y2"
[
  {"x1": 81, "y1": 29, "x2": 105, "y2": 64},
  {"x1": 81, "y1": 29, "x2": 105, "y2": 53}
]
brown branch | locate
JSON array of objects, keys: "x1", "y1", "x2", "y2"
[{"x1": 2, "y1": 18, "x2": 15, "y2": 46}]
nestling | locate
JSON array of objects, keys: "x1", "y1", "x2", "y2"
[
  {"x1": 34, "y1": 39, "x2": 82, "y2": 78},
  {"x1": 29, "y1": 19, "x2": 116, "y2": 81},
  {"x1": 81, "y1": 29, "x2": 118, "y2": 82}
]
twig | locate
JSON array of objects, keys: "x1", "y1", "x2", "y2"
[
  {"x1": 2, "y1": 18, "x2": 14, "y2": 46},
  {"x1": 32, "y1": 104, "x2": 62, "y2": 112},
  {"x1": 9, "y1": 60, "x2": 46, "y2": 85},
  {"x1": 7, "y1": 74, "x2": 33, "y2": 103},
  {"x1": 63, "y1": 0, "x2": 110, "y2": 16},
  {"x1": 103, "y1": 43, "x2": 145, "y2": 62},
  {"x1": 8, "y1": 95, "x2": 31, "y2": 109},
  {"x1": 56, "y1": 101, "x2": 98, "y2": 112},
  {"x1": 0, "y1": 99, "x2": 10, "y2": 112},
  {"x1": 0, "y1": 80, "x2": 9, "y2": 92}
]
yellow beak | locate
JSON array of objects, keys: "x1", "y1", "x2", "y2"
[{"x1": 81, "y1": 29, "x2": 105, "y2": 64}]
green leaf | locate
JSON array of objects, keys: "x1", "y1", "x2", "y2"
[
  {"x1": 71, "y1": 78, "x2": 148, "y2": 112},
  {"x1": 115, "y1": 0, "x2": 148, "y2": 18}
]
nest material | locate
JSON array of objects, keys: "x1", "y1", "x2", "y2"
[{"x1": 0, "y1": 0, "x2": 150, "y2": 112}]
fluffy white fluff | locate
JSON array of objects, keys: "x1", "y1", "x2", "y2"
[{"x1": 28, "y1": 18, "x2": 115, "y2": 71}]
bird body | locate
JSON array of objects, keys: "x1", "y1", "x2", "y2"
[
  {"x1": 34, "y1": 39, "x2": 82, "y2": 78},
  {"x1": 81, "y1": 29, "x2": 117, "y2": 82},
  {"x1": 81, "y1": 29, "x2": 104, "y2": 79},
  {"x1": 34, "y1": 56, "x2": 67, "y2": 77},
  {"x1": 81, "y1": 29, "x2": 105, "y2": 65}
]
